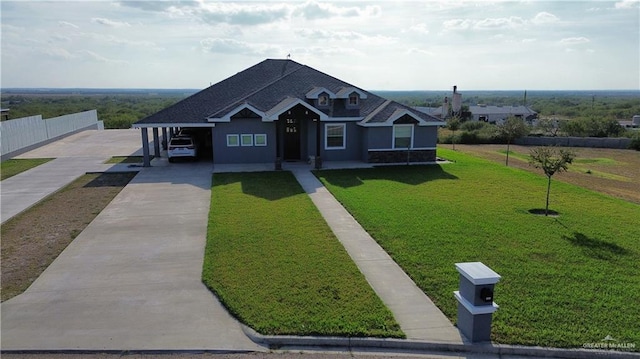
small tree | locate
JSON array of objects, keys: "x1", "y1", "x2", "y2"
[
  {"x1": 529, "y1": 147, "x2": 576, "y2": 216},
  {"x1": 499, "y1": 116, "x2": 529, "y2": 166},
  {"x1": 447, "y1": 117, "x2": 461, "y2": 150}
]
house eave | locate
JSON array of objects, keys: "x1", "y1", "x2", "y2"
[{"x1": 132, "y1": 122, "x2": 216, "y2": 128}]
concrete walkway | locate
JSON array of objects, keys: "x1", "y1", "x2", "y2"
[
  {"x1": 1, "y1": 129, "x2": 262, "y2": 351},
  {"x1": 1, "y1": 129, "x2": 145, "y2": 224},
  {"x1": 292, "y1": 169, "x2": 464, "y2": 343},
  {"x1": 1, "y1": 163, "x2": 262, "y2": 351}
]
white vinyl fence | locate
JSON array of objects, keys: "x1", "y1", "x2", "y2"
[{"x1": 0, "y1": 110, "x2": 101, "y2": 157}]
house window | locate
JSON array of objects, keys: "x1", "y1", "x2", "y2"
[
  {"x1": 241, "y1": 134, "x2": 253, "y2": 146},
  {"x1": 325, "y1": 123, "x2": 346, "y2": 150},
  {"x1": 393, "y1": 125, "x2": 413, "y2": 149},
  {"x1": 348, "y1": 93, "x2": 359, "y2": 106},
  {"x1": 318, "y1": 94, "x2": 329, "y2": 107},
  {"x1": 227, "y1": 134, "x2": 239, "y2": 147},
  {"x1": 254, "y1": 134, "x2": 267, "y2": 146}
]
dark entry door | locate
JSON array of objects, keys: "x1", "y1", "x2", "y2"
[{"x1": 283, "y1": 118, "x2": 300, "y2": 160}]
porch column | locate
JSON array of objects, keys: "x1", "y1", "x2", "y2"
[
  {"x1": 162, "y1": 127, "x2": 168, "y2": 150},
  {"x1": 141, "y1": 128, "x2": 151, "y2": 167},
  {"x1": 275, "y1": 120, "x2": 282, "y2": 170},
  {"x1": 315, "y1": 118, "x2": 322, "y2": 169},
  {"x1": 153, "y1": 127, "x2": 161, "y2": 158}
]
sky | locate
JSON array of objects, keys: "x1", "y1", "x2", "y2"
[{"x1": 1, "y1": 0, "x2": 639, "y2": 91}]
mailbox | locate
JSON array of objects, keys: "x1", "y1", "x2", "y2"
[{"x1": 454, "y1": 262, "x2": 500, "y2": 343}]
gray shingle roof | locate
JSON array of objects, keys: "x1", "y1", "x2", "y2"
[{"x1": 134, "y1": 59, "x2": 444, "y2": 126}]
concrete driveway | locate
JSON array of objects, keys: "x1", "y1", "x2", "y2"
[{"x1": 1, "y1": 130, "x2": 263, "y2": 351}]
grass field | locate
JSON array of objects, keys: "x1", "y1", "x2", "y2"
[
  {"x1": 202, "y1": 171, "x2": 403, "y2": 338},
  {"x1": 456, "y1": 145, "x2": 640, "y2": 204},
  {"x1": 1, "y1": 158, "x2": 53, "y2": 180},
  {"x1": 315, "y1": 149, "x2": 640, "y2": 348}
]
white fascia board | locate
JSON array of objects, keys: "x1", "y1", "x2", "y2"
[
  {"x1": 265, "y1": 97, "x2": 328, "y2": 121},
  {"x1": 419, "y1": 121, "x2": 447, "y2": 127},
  {"x1": 387, "y1": 109, "x2": 432, "y2": 126},
  {"x1": 359, "y1": 120, "x2": 444, "y2": 127},
  {"x1": 132, "y1": 123, "x2": 216, "y2": 128},
  {"x1": 207, "y1": 103, "x2": 265, "y2": 123},
  {"x1": 305, "y1": 87, "x2": 337, "y2": 99},
  {"x1": 325, "y1": 117, "x2": 363, "y2": 122}
]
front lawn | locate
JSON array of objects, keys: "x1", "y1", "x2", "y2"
[
  {"x1": 315, "y1": 149, "x2": 640, "y2": 348},
  {"x1": 1, "y1": 158, "x2": 53, "y2": 180},
  {"x1": 202, "y1": 171, "x2": 403, "y2": 338}
]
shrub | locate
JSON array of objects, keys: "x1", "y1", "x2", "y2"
[
  {"x1": 629, "y1": 132, "x2": 640, "y2": 151},
  {"x1": 461, "y1": 121, "x2": 487, "y2": 131}
]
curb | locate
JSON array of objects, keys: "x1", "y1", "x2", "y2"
[{"x1": 242, "y1": 325, "x2": 639, "y2": 359}]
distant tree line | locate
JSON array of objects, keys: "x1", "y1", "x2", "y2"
[{"x1": 0, "y1": 94, "x2": 186, "y2": 129}]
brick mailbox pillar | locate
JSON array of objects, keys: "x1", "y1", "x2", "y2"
[{"x1": 454, "y1": 262, "x2": 501, "y2": 342}]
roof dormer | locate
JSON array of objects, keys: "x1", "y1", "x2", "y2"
[{"x1": 306, "y1": 87, "x2": 336, "y2": 109}]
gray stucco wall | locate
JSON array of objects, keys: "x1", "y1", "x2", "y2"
[
  {"x1": 321, "y1": 122, "x2": 363, "y2": 161},
  {"x1": 367, "y1": 127, "x2": 392, "y2": 149},
  {"x1": 212, "y1": 118, "x2": 275, "y2": 164},
  {"x1": 413, "y1": 126, "x2": 439, "y2": 148}
]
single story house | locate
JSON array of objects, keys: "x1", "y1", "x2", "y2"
[
  {"x1": 133, "y1": 59, "x2": 444, "y2": 168},
  {"x1": 414, "y1": 104, "x2": 537, "y2": 125},
  {"x1": 468, "y1": 105, "x2": 537, "y2": 125}
]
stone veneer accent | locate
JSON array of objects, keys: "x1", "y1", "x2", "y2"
[{"x1": 367, "y1": 149, "x2": 436, "y2": 163}]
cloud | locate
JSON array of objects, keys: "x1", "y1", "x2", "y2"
[
  {"x1": 291, "y1": 45, "x2": 363, "y2": 57},
  {"x1": 444, "y1": 12, "x2": 559, "y2": 32},
  {"x1": 58, "y1": 21, "x2": 79, "y2": 29},
  {"x1": 615, "y1": 0, "x2": 640, "y2": 9},
  {"x1": 408, "y1": 23, "x2": 430, "y2": 35},
  {"x1": 42, "y1": 47, "x2": 77, "y2": 60},
  {"x1": 474, "y1": 16, "x2": 526, "y2": 30},
  {"x1": 198, "y1": 2, "x2": 290, "y2": 25},
  {"x1": 117, "y1": 1, "x2": 199, "y2": 12},
  {"x1": 50, "y1": 34, "x2": 72, "y2": 43},
  {"x1": 559, "y1": 37, "x2": 590, "y2": 45},
  {"x1": 81, "y1": 50, "x2": 128, "y2": 64},
  {"x1": 83, "y1": 32, "x2": 157, "y2": 48},
  {"x1": 293, "y1": 1, "x2": 380, "y2": 20},
  {"x1": 531, "y1": 12, "x2": 559, "y2": 25},
  {"x1": 406, "y1": 48, "x2": 434, "y2": 56},
  {"x1": 442, "y1": 19, "x2": 473, "y2": 31},
  {"x1": 296, "y1": 29, "x2": 394, "y2": 45},
  {"x1": 200, "y1": 38, "x2": 280, "y2": 56},
  {"x1": 92, "y1": 17, "x2": 131, "y2": 27}
]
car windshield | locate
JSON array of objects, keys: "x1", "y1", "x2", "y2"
[{"x1": 170, "y1": 139, "x2": 192, "y2": 146}]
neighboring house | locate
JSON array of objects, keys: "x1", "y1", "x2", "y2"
[
  {"x1": 618, "y1": 115, "x2": 640, "y2": 129},
  {"x1": 468, "y1": 105, "x2": 537, "y2": 125},
  {"x1": 133, "y1": 59, "x2": 444, "y2": 168},
  {"x1": 414, "y1": 105, "x2": 537, "y2": 125}
]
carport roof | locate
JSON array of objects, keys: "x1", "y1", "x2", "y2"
[{"x1": 133, "y1": 59, "x2": 443, "y2": 127}]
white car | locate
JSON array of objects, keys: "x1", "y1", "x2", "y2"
[{"x1": 167, "y1": 136, "x2": 197, "y2": 162}]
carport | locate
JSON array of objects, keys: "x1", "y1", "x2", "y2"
[{"x1": 131, "y1": 123, "x2": 215, "y2": 167}]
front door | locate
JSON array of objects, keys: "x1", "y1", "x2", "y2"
[{"x1": 283, "y1": 118, "x2": 300, "y2": 160}]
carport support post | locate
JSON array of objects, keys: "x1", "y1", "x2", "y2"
[
  {"x1": 315, "y1": 118, "x2": 322, "y2": 169},
  {"x1": 153, "y1": 128, "x2": 161, "y2": 158},
  {"x1": 162, "y1": 128, "x2": 168, "y2": 150},
  {"x1": 141, "y1": 128, "x2": 151, "y2": 167}
]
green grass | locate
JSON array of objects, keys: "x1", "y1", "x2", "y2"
[
  {"x1": 202, "y1": 171, "x2": 403, "y2": 338},
  {"x1": 1, "y1": 158, "x2": 54, "y2": 180},
  {"x1": 105, "y1": 156, "x2": 151, "y2": 164},
  {"x1": 497, "y1": 149, "x2": 629, "y2": 181},
  {"x1": 315, "y1": 149, "x2": 640, "y2": 349}
]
